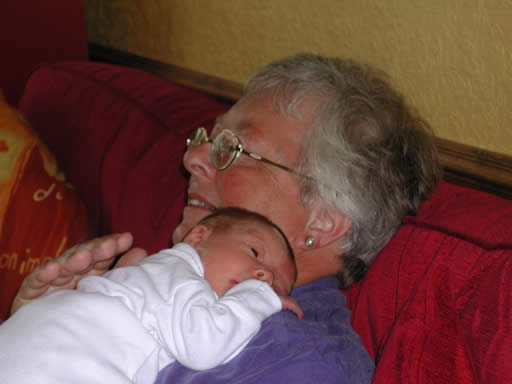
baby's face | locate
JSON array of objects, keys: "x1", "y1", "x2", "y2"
[{"x1": 192, "y1": 222, "x2": 296, "y2": 297}]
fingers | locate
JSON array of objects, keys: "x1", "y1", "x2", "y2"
[
  {"x1": 29, "y1": 261, "x2": 62, "y2": 288},
  {"x1": 90, "y1": 232, "x2": 134, "y2": 264},
  {"x1": 16, "y1": 262, "x2": 60, "y2": 299},
  {"x1": 74, "y1": 232, "x2": 134, "y2": 265},
  {"x1": 115, "y1": 248, "x2": 148, "y2": 268},
  {"x1": 9, "y1": 261, "x2": 60, "y2": 315},
  {"x1": 279, "y1": 296, "x2": 305, "y2": 320},
  {"x1": 9, "y1": 232, "x2": 142, "y2": 317},
  {"x1": 55, "y1": 232, "x2": 134, "y2": 275},
  {"x1": 10, "y1": 249, "x2": 93, "y2": 316}
]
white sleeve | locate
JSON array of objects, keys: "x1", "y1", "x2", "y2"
[
  {"x1": 156, "y1": 273, "x2": 282, "y2": 370},
  {"x1": 81, "y1": 245, "x2": 282, "y2": 371}
]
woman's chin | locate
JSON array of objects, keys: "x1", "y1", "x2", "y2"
[{"x1": 172, "y1": 207, "x2": 213, "y2": 244}]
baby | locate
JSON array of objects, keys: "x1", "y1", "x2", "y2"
[{"x1": 0, "y1": 207, "x2": 303, "y2": 384}]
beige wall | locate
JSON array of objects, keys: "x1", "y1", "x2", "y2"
[{"x1": 85, "y1": 0, "x2": 512, "y2": 156}]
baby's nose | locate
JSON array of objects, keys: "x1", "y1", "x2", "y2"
[{"x1": 254, "y1": 268, "x2": 274, "y2": 286}]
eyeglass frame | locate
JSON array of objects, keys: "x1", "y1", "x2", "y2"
[{"x1": 186, "y1": 126, "x2": 313, "y2": 180}]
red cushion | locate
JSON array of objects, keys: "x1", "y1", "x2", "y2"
[
  {"x1": 0, "y1": 1, "x2": 88, "y2": 106},
  {"x1": 0, "y1": 90, "x2": 89, "y2": 320},
  {"x1": 345, "y1": 181, "x2": 512, "y2": 383},
  {"x1": 407, "y1": 181, "x2": 512, "y2": 248},
  {"x1": 19, "y1": 62, "x2": 230, "y2": 254}
]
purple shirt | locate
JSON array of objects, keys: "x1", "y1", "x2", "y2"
[{"x1": 155, "y1": 277, "x2": 374, "y2": 383}]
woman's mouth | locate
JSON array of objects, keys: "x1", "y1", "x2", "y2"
[{"x1": 187, "y1": 197, "x2": 216, "y2": 211}]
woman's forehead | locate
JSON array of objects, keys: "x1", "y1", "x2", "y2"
[
  {"x1": 214, "y1": 114, "x2": 254, "y2": 137},
  {"x1": 222, "y1": 97, "x2": 306, "y2": 140},
  {"x1": 216, "y1": 97, "x2": 271, "y2": 131},
  {"x1": 217, "y1": 94, "x2": 308, "y2": 166}
]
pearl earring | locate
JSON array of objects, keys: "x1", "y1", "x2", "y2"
[{"x1": 305, "y1": 236, "x2": 315, "y2": 248}]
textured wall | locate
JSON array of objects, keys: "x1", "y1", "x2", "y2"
[{"x1": 85, "y1": 0, "x2": 512, "y2": 156}]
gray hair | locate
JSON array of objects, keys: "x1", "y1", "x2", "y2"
[{"x1": 244, "y1": 54, "x2": 441, "y2": 288}]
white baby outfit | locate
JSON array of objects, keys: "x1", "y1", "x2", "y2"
[{"x1": 0, "y1": 243, "x2": 281, "y2": 384}]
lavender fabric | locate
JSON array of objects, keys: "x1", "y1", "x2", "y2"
[{"x1": 155, "y1": 277, "x2": 374, "y2": 383}]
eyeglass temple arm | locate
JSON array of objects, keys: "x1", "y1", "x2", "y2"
[{"x1": 244, "y1": 152, "x2": 313, "y2": 180}]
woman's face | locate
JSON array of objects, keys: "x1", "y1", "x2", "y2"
[{"x1": 172, "y1": 92, "x2": 312, "y2": 254}]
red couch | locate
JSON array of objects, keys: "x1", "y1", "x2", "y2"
[
  {"x1": 0, "y1": 1, "x2": 88, "y2": 107},
  {"x1": 3, "y1": 61, "x2": 512, "y2": 383}
]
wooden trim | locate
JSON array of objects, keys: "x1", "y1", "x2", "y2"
[
  {"x1": 436, "y1": 138, "x2": 512, "y2": 199},
  {"x1": 89, "y1": 43, "x2": 512, "y2": 199},
  {"x1": 89, "y1": 43, "x2": 243, "y2": 102}
]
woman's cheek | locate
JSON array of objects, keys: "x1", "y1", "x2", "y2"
[{"x1": 217, "y1": 169, "x2": 258, "y2": 207}]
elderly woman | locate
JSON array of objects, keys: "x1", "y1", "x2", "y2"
[{"x1": 11, "y1": 54, "x2": 440, "y2": 383}]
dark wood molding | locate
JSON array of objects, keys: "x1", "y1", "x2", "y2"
[
  {"x1": 89, "y1": 43, "x2": 512, "y2": 199},
  {"x1": 89, "y1": 43, "x2": 243, "y2": 102},
  {"x1": 436, "y1": 138, "x2": 512, "y2": 199}
]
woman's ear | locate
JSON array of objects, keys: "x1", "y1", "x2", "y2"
[
  {"x1": 182, "y1": 224, "x2": 212, "y2": 247},
  {"x1": 302, "y1": 200, "x2": 352, "y2": 249}
]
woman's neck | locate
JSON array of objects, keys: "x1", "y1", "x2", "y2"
[{"x1": 294, "y1": 247, "x2": 342, "y2": 287}]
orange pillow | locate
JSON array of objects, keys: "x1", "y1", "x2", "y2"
[{"x1": 0, "y1": 90, "x2": 89, "y2": 320}]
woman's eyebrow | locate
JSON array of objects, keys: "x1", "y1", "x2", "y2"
[{"x1": 215, "y1": 114, "x2": 253, "y2": 136}]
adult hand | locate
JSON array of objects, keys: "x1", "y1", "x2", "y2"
[
  {"x1": 279, "y1": 296, "x2": 305, "y2": 320},
  {"x1": 9, "y1": 232, "x2": 147, "y2": 316}
]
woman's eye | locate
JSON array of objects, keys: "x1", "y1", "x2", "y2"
[{"x1": 250, "y1": 248, "x2": 259, "y2": 258}]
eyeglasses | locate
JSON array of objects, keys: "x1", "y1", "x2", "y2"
[{"x1": 186, "y1": 127, "x2": 312, "y2": 179}]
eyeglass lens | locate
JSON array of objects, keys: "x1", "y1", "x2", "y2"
[
  {"x1": 186, "y1": 127, "x2": 206, "y2": 147},
  {"x1": 211, "y1": 130, "x2": 239, "y2": 169}
]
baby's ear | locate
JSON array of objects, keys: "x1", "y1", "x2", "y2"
[
  {"x1": 303, "y1": 200, "x2": 352, "y2": 249},
  {"x1": 183, "y1": 225, "x2": 212, "y2": 247}
]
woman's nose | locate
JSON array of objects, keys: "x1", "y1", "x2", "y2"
[
  {"x1": 183, "y1": 142, "x2": 216, "y2": 182},
  {"x1": 254, "y1": 268, "x2": 274, "y2": 287}
]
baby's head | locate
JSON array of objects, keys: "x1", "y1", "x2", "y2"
[{"x1": 183, "y1": 207, "x2": 297, "y2": 297}]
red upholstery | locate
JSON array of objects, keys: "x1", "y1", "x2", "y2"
[
  {"x1": 18, "y1": 61, "x2": 512, "y2": 383},
  {"x1": 345, "y1": 182, "x2": 512, "y2": 383},
  {"x1": 19, "y1": 62, "x2": 229, "y2": 254},
  {"x1": 0, "y1": 1, "x2": 88, "y2": 107}
]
